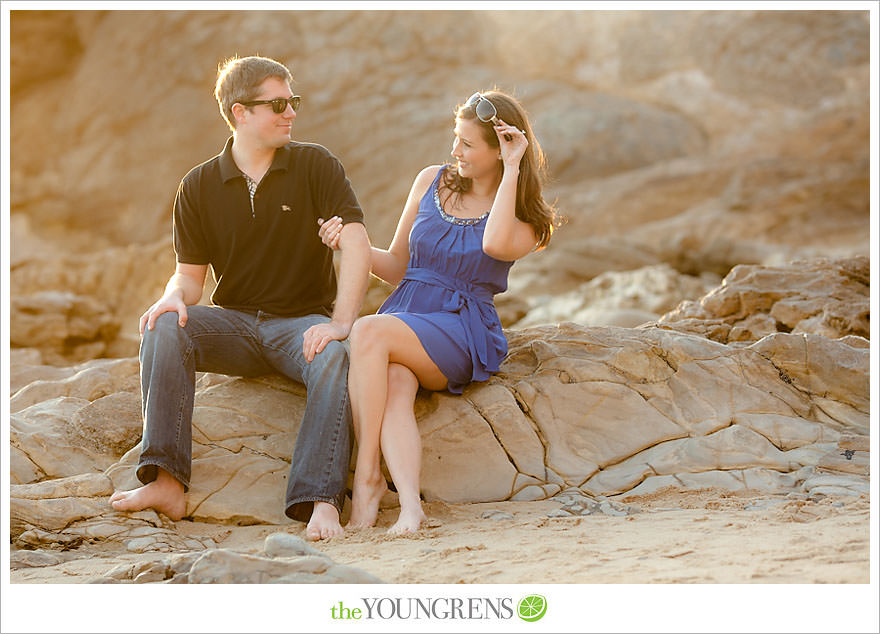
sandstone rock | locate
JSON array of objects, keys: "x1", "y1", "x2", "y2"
[
  {"x1": 533, "y1": 84, "x2": 708, "y2": 181},
  {"x1": 10, "y1": 364, "x2": 142, "y2": 485},
  {"x1": 10, "y1": 237, "x2": 173, "y2": 364},
  {"x1": 10, "y1": 357, "x2": 140, "y2": 414},
  {"x1": 5, "y1": 11, "x2": 871, "y2": 592},
  {"x1": 11, "y1": 398, "x2": 128, "y2": 483},
  {"x1": 184, "y1": 549, "x2": 382, "y2": 584},
  {"x1": 751, "y1": 333, "x2": 869, "y2": 431},
  {"x1": 690, "y1": 11, "x2": 868, "y2": 109},
  {"x1": 106, "y1": 374, "x2": 309, "y2": 525},
  {"x1": 10, "y1": 291, "x2": 121, "y2": 363},
  {"x1": 94, "y1": 547, "x2": 378, "y2": 584},
  {"x1": 9, "y1": 11, "x2": 869, "y2": 362},
  {"x1": 659, "y1": 257, "x2": 869, "y2": 344},
  {"x1": 838, "y1": 435, "x2": 869, "y2": 452},
  {"x1": 7, "y1": 312, "x2": 869, "y2": 549},
  {"x1": 9, "y1": 550, "x2": 66, "y2": 570},
  {"x1": 514, "y1": 264, "x2": 717, "y2": 329},
  {"x1": 506, "y1": 236, "x2": 664, "y2": 300},
  {"x1": 418, "y1": 392, "x2": 519, "y2": 503},
  {"x1": 621, "y1": 467, "x2": 814, "y2": 498}
]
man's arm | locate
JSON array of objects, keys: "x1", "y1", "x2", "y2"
[
  {"x1": 302, "y1": 222, "x2": 371, "y2": 362},
  {"x1": 139, "y1": 262, "x2": 209, "y2": 334}
]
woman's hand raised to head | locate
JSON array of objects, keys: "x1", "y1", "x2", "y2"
[
  {"x1": 317, "y1": 216, "x2": 344, "y2": 250},
  {"x1": 494, "y1": 119, "x2": 528, "y2": 169}
]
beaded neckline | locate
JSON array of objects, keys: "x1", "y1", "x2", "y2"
[{"x1": 433, "y1": 183, "x2": 489, "y2": 226}]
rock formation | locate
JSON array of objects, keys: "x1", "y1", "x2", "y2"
[
  {"x1": 9, "y1": 258, "x2": 869, "y2": 563},
  {"x1": 9, "y1": 10, "x2": 870, "y2": 360}
]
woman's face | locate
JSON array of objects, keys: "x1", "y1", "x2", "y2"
[{"x1": 450, "y1": 117, "x2": 499, "y2": 180}]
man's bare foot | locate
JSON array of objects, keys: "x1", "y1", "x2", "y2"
[
  {"x1": 109, "y1": 469, "x2": 186, "y2": 521},
  {"x1": 347, "y1": 474, "x2": 389, "y2": 529},
  {"x1": 387, "y1": 504, "x2": 426, "y2": 536},
  {"x1": 305, "y1": 502, "x2": 343, "y2": 541}
]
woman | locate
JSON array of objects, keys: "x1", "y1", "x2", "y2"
[{"x1": 318, "y1": 90, "x2": 557, "y2": 534}]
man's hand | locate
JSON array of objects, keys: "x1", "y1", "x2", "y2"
[
  {"x1": 139, "y1": 264, "x2": 208, "y2": 335},
  {"x1": 303, "y1": 321, "x2": 350, "y2": 363},
  {"x1": 139, "y1": 292, "x2": 188, "y2": 335}
]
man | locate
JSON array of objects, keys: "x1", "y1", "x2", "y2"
[{"x1": 109, "y1": 56, "x2": 371, "y2": 540}]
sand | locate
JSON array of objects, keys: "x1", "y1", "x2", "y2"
[
  {"x1": 10, "y1": 488, "x2": 870, "y2": 585},
  {"x1": 6, "y1": 487, "x2": 876, "y2": 633}
]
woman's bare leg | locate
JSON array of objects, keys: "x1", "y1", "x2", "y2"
[
  {"x1": 347, "y1": 315, "x2": 446, "y2": 529},
  {"x1": 381, "y1": 363, "x2": 427, "y2": 534}
]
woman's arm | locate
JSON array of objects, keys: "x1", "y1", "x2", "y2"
[
  {"x1": 318, "y1": 165, "x2": 441, "y2": 286},
  {"x1": 481, "y1": 121, "x2": 539, "y2": 262}
]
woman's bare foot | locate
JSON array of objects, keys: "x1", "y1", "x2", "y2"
[
  {"x1": 387, "y1": 504, "x2": 426, "y2": 536},
  {"x1": 109, "y1": 470, "x2": 186, "y2": 521},
  {"x1": 347, "y1": 474, "x2": 389, "y2": 529},
  {"x1": 305, "y1": 502, "x2": 343, "y2": 541}
]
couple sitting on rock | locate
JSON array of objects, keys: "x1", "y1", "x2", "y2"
[{"x1": 110, "y1": 55, "x2": 558, "y2": 540}]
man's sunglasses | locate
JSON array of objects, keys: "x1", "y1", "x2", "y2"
[
  {"x1": 240, "y1": 95, "x2": 301, "y2": 114},
  {"x1": 465, "y1": 92, "x2": 511, "y2": 141}
]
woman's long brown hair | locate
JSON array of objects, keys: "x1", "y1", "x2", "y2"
[{"x1": 440, "y1": 90, "x2": 560, "y2": 250}]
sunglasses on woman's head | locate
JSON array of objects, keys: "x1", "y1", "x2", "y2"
[
  {"x1": 465, "y1": 92, "x2": 500, "y2": 126},
  {"x1": 465, "y1": 93, "x2": 512, "y2": 141},
  {"x1": 241, "y1": 95, "x2": 301, "y2": 113}
]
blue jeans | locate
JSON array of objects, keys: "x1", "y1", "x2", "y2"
[{"x1": 137, "y1": 305, "x2": 352, "y2": 522}]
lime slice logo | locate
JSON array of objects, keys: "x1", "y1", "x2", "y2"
[{"x1": 517, "y1": 594, "x2": 547, "y2": 622}]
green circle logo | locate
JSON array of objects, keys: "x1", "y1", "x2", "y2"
[{"x1": 517, "y1": 594, "x2": 547, "y2": 622}]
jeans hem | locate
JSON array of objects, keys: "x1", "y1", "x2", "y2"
[
  {"x1": 136, "y1": 460, "x2": 191, "y2": 492},
  {"x1": 285, "y1": 494, "x2": 346, "y2": 523}
]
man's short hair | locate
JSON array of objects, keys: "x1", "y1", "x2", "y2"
[{"x1": 214, "y1": 56, "x2": 293, "y2": 131}]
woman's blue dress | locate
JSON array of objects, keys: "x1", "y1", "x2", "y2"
[{"x1": 378, "y1": 165, "x2": 514, "y2": 394}]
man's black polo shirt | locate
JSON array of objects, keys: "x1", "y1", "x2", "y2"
[{"x1": 173, "y1": 137, "x2": 365, "y2": 317}]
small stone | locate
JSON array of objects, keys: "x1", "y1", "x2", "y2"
[
  {"x1": 9, "y1": 550, "x2": 64, "y2": 569},
  {"x1": 480, "y1": 510, "x2": 514, "y2": 521},
  {"x1": 104, "y1": 563, "x2": 135, "y2": 580},
  {"x1": 599, "y1": 501, "x2": 628, "y2": 517},
  {"x1": 165, "y1": 551, "x2": 202, "y2": 577},
  {"x1": 547, "y1": 509, "x2": 573, "y2": 518},
  {"x1": 264, "y1": 532, "x2": 323, "y2": 559},
  {"x1": 90, "y1": 577, "x2": 125, "y2": 584},
  {"x1": 125, "y1": 536, "x2": 162, "y2": 552},
  {"x1": 133, "y1": 569, "x2": 167, "y2": 584},
  {"x1": 16, "y1": 529, "x2": 81, "y2": 548}
]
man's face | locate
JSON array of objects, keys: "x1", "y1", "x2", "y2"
[{"x1": 237, "y1": 76, "x2": 296, "y2": 148}]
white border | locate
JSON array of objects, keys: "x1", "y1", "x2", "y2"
[{"x1": 2, "y1": 3, "x2": 878, "y2": 633}]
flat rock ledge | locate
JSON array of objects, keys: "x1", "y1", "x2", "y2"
[{"x1": 9, "y1": 258, "x2": 870, "y2": 557}]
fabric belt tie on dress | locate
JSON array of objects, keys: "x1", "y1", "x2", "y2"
[{"x1": 401, "y1": 267, "x2": 502, "y2": 377}]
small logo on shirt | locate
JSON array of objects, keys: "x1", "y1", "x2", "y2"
[{"x1": 281, "y1": 204, "x2": 292, "y2": 213}]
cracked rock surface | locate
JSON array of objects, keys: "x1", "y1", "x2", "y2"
[{"x1": 9, "y1": 258, "x2": 868, "y2": 561}]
